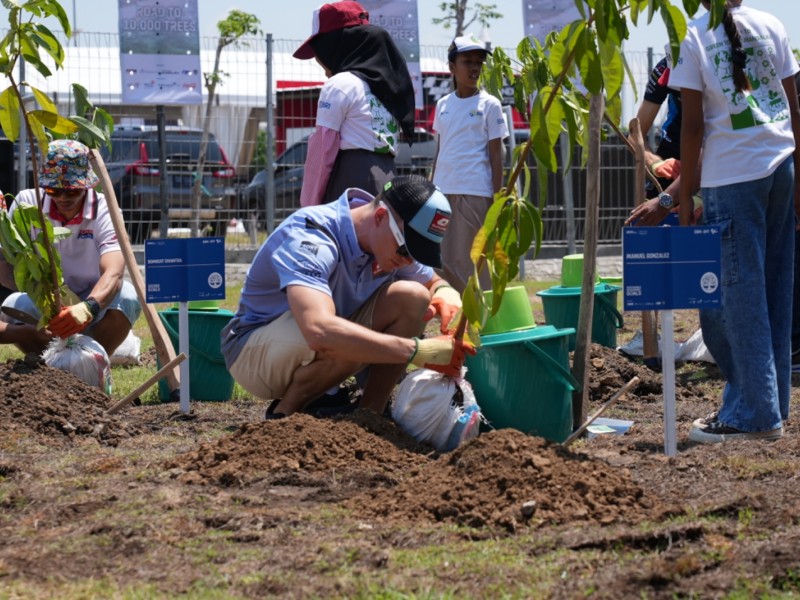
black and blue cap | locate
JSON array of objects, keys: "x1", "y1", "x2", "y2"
[{"x1": 381, "y1": 175, "x2": 451, "y2": 268}]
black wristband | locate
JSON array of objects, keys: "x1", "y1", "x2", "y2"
[{"x1": 84, "y1": 297, "x2": 101, "y2": 317}]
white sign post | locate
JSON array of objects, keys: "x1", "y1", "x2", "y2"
[{"x1": 623, "y1": 226, "x2": 722, "y2": 455}]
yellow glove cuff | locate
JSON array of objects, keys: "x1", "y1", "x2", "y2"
[
  {"x1": 409, "y1": 336, "x2": 454, "y2": 368},
  {"x1": 432, "y1": 284, "x2": 461, "y2": 307}
]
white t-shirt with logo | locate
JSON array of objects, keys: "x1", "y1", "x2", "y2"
[
  {"x1": 669, "y1": 6, "x2": 799, "y2": 187},
  {"x1": 11, "y1": 188, "x2": 120, "y2": 298},
  {"x1": 432, "y1": 90, "x2": 508, "y2": 197},
  {"x1": 315, "y1": 71, "x2": 399, "y2": 156}
]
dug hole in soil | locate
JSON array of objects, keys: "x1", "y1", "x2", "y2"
[{"x1": 2, "y1": 310, "x2": 800, "y2": 598}]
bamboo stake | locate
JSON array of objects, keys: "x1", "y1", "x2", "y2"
[
  {"x1": 88, "y1": 150, "x2": 181, "y2": 393},
  {"x1": 106, "y1": 353, "x2": 187, "y2": 415},
  {"x1": 563, "y1": 376, "x2": 640, "y2": 446}
]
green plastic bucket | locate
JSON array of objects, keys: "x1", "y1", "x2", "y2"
[
  {"x1": 465, "y1": 325, "x2": 579, "y2": 442},
  {"x1": 561, "y1": 253, "x2": 585, "y2": 287},
  {"x1": 536, "y1": 283, "x2": 623, "y2": 352},
  {"x1": 482, "y1": 285, "x2": 536, "y2": 335},
  {"x1": 157, "y1": 308, "x2": 235, "y2": 402}
]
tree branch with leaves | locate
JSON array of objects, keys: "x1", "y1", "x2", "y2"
[
  {"x1": 0, "y1": 0, "x2": 112, "y2": 325},
  {"x1": 189, "y1": 9, "x2": 261, "y2": 238}
]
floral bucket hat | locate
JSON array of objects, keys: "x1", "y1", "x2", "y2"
[{"x1": 39, "y1": 139, "x2": 99, "y2": 189}]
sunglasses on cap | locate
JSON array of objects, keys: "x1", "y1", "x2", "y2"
[
  {"x1": 46, "y1": 188, "x2": 85, "y2": 199},
  {"x1": 378, "y1": 201, "x2": 410, "y2": 258}
]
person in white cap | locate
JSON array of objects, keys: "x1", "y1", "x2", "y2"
[
  {"x1": 221, "y1": 176, "x2": 473, "y2": 419},
  {"x1": 294, "y1": 1, "x2": 416, "y2": 208},
  {"x1": 431, "y1": 33, "x2": 508, "y2": 293},
  {"x1": 0, "y1": 139, "x2": 141, "y2": 355}
]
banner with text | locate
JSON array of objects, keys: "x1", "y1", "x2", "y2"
[
  {"x1": 523, "y1": 0, "x2": 583, "y2": 44},
  {"x1": 118, "y1": 0, "x2": 203, "y2": 105},
  {"x1": 361, "y1": 0, "x2": 423, "y2": 109}
]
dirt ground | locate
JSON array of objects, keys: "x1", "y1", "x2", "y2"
[{"x1": 2, "y1": 311, "x2": 800, "y2": 598}]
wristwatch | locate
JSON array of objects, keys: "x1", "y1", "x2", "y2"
[{"x1": 658, "y1": 192, "x2": 674, "y2": 209}]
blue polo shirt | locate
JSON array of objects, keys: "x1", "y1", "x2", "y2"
[{"x1": 221, "y1": 188, "x2": 434, "y2": 367}]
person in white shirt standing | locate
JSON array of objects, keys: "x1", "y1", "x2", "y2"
[
  {"x1": 670, "y1": 0, "x2": 800, "y2": 443},
  {"x1": 294, "y1": 1, "x2": 416, "y2": 209},
  {"x1": 431, "y1": 34, "x2": 508, "y2": 293}
]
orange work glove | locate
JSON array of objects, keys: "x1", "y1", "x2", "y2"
[
  {"x1": 649, "y1": 158, "x2": 681, "y2": 179},
  {"x1": 423, "y1": 284, "x2": 462, "y2": 333},
  {"x1": 409, "y1": 335, "x2": 477, "y2": 378},
  {"x1": 48, "y1": 302, "x2": 94, "y2": 337}
]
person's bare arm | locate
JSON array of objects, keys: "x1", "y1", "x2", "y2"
[
  {"x1": 678, "y1": 89, "x2": 704, "y2": 226},
  {"x1": 488, "y1": 137, "x2": 504, "y2": 194},
  {"x1": 86, "y1": 250, "x2": 124, "y2": 308},
  {"x1": 287, "y1": 284, "x2": 416, "y2": 365}
]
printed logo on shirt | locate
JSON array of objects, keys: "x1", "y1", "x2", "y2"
[
  {"x1": 298, "y1": 260, "x2": 323, "y2": 279},
  {"x1": 469, "y1": 110, "x2": 484, "y2": 118},
  {"x1": 709, "y1": 44, "x2": 789, "y2": 130},
  {"x1": 496, "y1": 118, "x2": 505, "y2": 125},
  {"x1": 299, "y1": 241, "x2": 319, "y2": 256},
  {"x1": 428, "y1": 210, "x2": 450, "y2": 238},
  {"x1": 77, "y1": 229, "x2": 94, "y2": 239},
  {"x1": 319, "y1": 101, "x2": 331, "y2": 110}
]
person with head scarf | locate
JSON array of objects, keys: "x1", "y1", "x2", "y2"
[
  {"x1": 670, "y1": 0, "x2": 800, "y2": 443},
  {"x1": 0, "y1": 140, "x2": 141, "y2": 356},
  {"x1": 294, "y1": 1, "x2": 416, "y2": 208}
]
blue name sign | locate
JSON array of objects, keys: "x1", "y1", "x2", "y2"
[
  {"x1": 622, "y1": 226, "x2": 721, "y2": 311},
  {"x1": 145, "y1": 237, "x2": 226, "y2": 303}
]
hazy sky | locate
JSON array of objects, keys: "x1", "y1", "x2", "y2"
[{"x1": 48, "y1": 1, "x2": 800, "y2": 54}]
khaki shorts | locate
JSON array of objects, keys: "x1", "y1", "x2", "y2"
[{"x1": 229, "y1": 288, "x2": 382, "y2": 400}]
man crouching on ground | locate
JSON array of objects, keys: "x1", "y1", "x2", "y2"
[{"x1": 221, "y1": 175, "x2": 474, "y2": 419}]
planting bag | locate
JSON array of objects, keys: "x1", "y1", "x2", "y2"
[
  {"x1": 43, "y1": 334, "x2": 112, "y2": 395},
  {"x1": 392, "y1": 368, "x2": 482, "y2": 452},
  {"x1": 110, "y1": 330, "x2": 141, "y2": 366}
]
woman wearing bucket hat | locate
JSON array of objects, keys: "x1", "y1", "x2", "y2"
[
  {"x1": 0, "y1": 139, "x2": 141, "y2": 356},
  {"x1": 670, "y1": 0, "x2": 800, "y2": 443},
  {"x1": 294, "y1": 1, "x2": 416, "y2": 208}
]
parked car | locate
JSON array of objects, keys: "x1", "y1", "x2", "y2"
[
  {"x1": 241, "y1": 128, "x2": 437, "y2": 227},
  {"x1": 99, "y1": 126, "x2": 237, "y2": 243}
]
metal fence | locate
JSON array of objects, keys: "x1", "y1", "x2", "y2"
[{"x1": 0, "y1": 30, "x2": 660, "y2": 249}]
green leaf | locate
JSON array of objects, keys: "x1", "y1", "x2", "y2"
[
  {"x1": 71, "y1": 82, "x2": 92, "y2": 116},
  {"x1": 70, "y1": 115, "x2": 109, "y2": 149},
  {"x1": 0, "y1": 85, "x2": 20, "y2": 141},
  {"x1": 599, "y1": 39, "x2": 624, "y2": 101},
  {"x1": 29, "y1": 109, "x2": 79, "y2": 135},
  {"x1": 660, "y1": 2, "x2": 688, "y2": 65},
  {"x1": 30, "y1": 23, "x2": 64, "y2": 67},
  {"x1": 30, "y1": 85, "x2": 56, "y2": 113}
]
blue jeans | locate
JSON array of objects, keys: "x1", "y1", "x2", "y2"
[
  {"x1": 793, "y1": 228, "x2": 800, "y2": 353},
  {"x1": 699, "y1": 156, "x2": 794, "y2": 431}
]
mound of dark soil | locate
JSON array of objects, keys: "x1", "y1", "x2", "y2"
[
  {"x1": 166, "y1": 410, "x2": 433, "y2": 487},
  {"x1": 356, "y1": 428, "x2": 654, "y2": 532},
  {"x1": 0, "y1": 357, "x2": 140, "y2": 446}
]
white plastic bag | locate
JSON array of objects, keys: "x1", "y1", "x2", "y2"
[
  {"x1": 674, "y1": 328, "x2": 716, "y2": 363},
  {"x1": 43, "y1": 334, "x2": 113, "y2": 395},
  {"x1": 392, "y1": 368, "x2": 483, "y2": 452},
  {"x1": 110, "y1": 330, "x2": 141, "y2": 366}
]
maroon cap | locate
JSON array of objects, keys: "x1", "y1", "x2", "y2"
[{"x1": 293, "y1": 1, "x2": 370, "y2": 60}]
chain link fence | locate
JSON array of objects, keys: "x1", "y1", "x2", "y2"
[{"x1": 1, "y1": 30, "x2": 660, "y2": 250}]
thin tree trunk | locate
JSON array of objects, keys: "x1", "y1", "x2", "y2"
[
  {"x1": 571, "y1": 93, "x2": 604, "y2": 431},
  {"x1": 190, "y1": 40, "x2": 224, "y2": 237}
]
